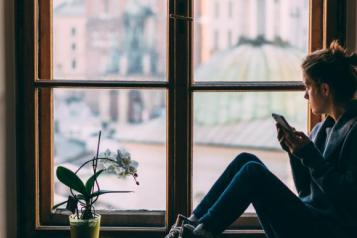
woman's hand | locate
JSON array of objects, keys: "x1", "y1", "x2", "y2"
[
  {"x1": 276, "y1": 123, "x2": 290, "y2": 152},
  {"x1": 276, "y1": 123, "x2": 311, "y2": 154}
]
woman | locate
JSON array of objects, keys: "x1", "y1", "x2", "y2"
[{"x1": 166, "y1": 41, "x2": 357, "y2": 238}]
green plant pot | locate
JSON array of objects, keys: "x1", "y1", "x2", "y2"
[{"x1": 69, "y1": 214, "x2": 101, "y2": 238}]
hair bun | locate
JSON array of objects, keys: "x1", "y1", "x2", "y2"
[{"x1": 329, "y1": 40, "x2": 346, "y2": 55}]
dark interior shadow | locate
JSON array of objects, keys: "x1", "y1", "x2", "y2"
[{"x1": 4, "y1": 0, "x2": 17, "y2": 237}]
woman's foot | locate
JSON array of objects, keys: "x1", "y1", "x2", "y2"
[
  {"x1": 183, "y1": 223, "x2": 214, "y2": 238},
  {"x1": 193, "y1": 224, "x2": 214, "y2": 238},
  {"x1": 188, "y1": 214, "x2": 198, "y2": 224},
  {"x1": 164, "y1": 214, "x2": 199, "y2": 238},
  {"x1": 165, "y1": 214, "x2": 187, "y2": 238}
]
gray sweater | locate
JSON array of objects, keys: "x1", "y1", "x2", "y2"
[{"x1": 289, "y1": 100, "x2": 357, "y2": 236}]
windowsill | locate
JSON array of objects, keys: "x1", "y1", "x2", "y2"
[{"x1": 35, "y1": 225, "x2": 266, "y2": 238}]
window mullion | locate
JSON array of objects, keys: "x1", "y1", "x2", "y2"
[{"x1": 169, "y1": 0, "x2": 193, "y2": 224}]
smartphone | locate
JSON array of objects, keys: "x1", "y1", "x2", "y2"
[{"x1": 272, "y1": 113, "x2": 293, "y2": 132}]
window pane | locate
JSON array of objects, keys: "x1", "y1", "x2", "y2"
[
  {"x1": 193, "y1": 0, "x2": 309, "y2": 82},
  {"x1": 53, "y1": 88, "x2": 166, "y2": 211},
  {"x1": 192, "y1": 91, "x2": 307, "y2": 214},
  {"x1": 53, "y1": 0, "x2": 167, "y2": 81}
]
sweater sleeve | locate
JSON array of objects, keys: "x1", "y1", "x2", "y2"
[
  {"x1": 293, "y1": 125, "x2": 357, "y2": 205},
  {"x1": 289, "y1": 153, "x2": 311, "y2": 197},
  {"x1": 288, "y1": 123, "x2": 322, "y2": 198}
]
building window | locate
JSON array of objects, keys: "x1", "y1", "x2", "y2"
[
  {"x1": 109, "y1": 90, "x2": 119, "y2": 122},
  {"x1": 71, "y1": 43, "x2": 76, "y2": 51},
  {"x1": 228, "y1": 1, "x2": 233, "y2": 18},
  {"x1": 17, "y1": 0, "x2": 340, "y2": 237},
  {"x1": 213, "y1": 30, "x2": 219, "y2": 51},
  {"x1": 71, "y1": 27, "x2": 76, "y2": 36},
  {"x1": 214, "y1": 1, "x2": 220, "y2": 18},
  {"x1": 71, "y1": 59, "x2": 76, "y2": 69},
  {"x1": 228, "y1": 30, "x2": 233, "y2": 47},
  {"x1": 257, "y1": 0, "x2": 266, "y2": 37},
  {"x1": 104, "y1": 0, "x2": 110, "y2": 14}
]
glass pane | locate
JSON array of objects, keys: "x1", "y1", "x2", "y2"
[
  {"x1": 53, "y1": 0, "x2": 167, "y2": 81},
  {"x1": 54, "y1": 88, "x2": 166, "y2": 211},
  {"x1": 192, "y1": 92, "x2": 307, "y2": 214},
  {"x1": 193, "y1": 0, "x2": 309, "y2": 82}
]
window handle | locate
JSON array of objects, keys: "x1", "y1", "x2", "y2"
[{"x1": 169, "y1": 14, "x2": 193, "y2": 22}]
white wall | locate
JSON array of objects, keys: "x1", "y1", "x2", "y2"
[{"x1": 0, "y1": 0, "x2": 16, "y2": 237}]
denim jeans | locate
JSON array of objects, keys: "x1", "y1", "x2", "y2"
[{"x1": 192, "y1": 152, "x2": 335, "y2": 238}]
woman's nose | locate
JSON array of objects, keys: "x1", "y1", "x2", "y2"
[{"x1": 304, "y1": 91, "x2": 309, "y2": 100}]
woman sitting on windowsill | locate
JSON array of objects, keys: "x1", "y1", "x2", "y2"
[{"x1": 166, "y1": 41, "x2": 357, "y2": 238}]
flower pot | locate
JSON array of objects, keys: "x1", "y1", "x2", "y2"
[{"x1": 69, "y1": 214, "x2": 101, "y2": 238}]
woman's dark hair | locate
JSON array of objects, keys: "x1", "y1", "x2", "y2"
[{"x1": 302, "y1": 40, "x2": 357, "y2": 104}]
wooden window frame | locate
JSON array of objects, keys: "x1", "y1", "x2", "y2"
[{"x1": 16, "y1": 0, "x2": 346, "y2": 237}]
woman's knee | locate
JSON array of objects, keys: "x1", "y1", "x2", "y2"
[
  {"x1": 231, "y1": 152, "x2": 263, "y2": 167},
  {"x1": 240, "y1": 161, "x2": 268, "y2": 179},
  {"x1": 230, "y1": 161, "x2": 269, "y2": 190}
]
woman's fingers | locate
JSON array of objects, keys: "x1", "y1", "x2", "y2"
[
  {"x1": 276, "y1": 124, "x2": 285, "y2": 137},
  {"x1": 285, "y1": 132, "x2": 301, "y2": 149},
  {"x1": 276, "y1": 123, "x2": 291, "y2": 152},
  {"x1": 276, "y1": 123, "x2": 310, "y2": 154},
  {"x1": 276, "y1": 123, "x2": 293, "y2": 137},
  {"x1": 284, "y1": 139, "x2": 292, "y2": 147},
  {"x1": 283, "y1": 138, "x2": 294, "y2": 153},
  {"x1": 283, "y1": 130, "x2": 311, "y2": 154},
  {"x1": 277, "y1": 129, "x2": 284, "y2": 139},
  {"x1": 294, "y1": 131, "x2": 309, "y2": 139},
  {"x1": 284, "y1": 134, "x2": 294, "y2": 145}
]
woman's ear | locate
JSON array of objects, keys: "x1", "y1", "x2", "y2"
[{"x1": 320, "y1": 83, "x2": 330, "y2": 97}]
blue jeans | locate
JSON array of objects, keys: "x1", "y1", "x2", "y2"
[{"x1": 192, "y1": 153, "x2": 335, "y2": 238}]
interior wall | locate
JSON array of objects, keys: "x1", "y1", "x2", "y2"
[
  {"x1": 0, "y1": 0, "x2": 16, "y2": 237},
  {"x1": 346, "y1": 0, "x2": 357, "y2": 52}
]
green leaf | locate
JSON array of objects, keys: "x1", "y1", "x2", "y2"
[
  {"x1": 65, "y1": 196, "x2": 79, "y2": 214},
  {"x1": 85, "y1": 169, "x2": 104, "y2": 196},
  {"x1": 77, "y1": 190, "x2": 133, "y2": 200},
  {"x1": 52, "y1": 200, "x2": 68, "y2": 210},
  {"x1": 56, "y1": 166, "x2": 86, "y2": 195}
]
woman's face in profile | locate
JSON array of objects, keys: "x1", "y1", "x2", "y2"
[{"x1": 303, "y1": 73, "x2": 328, "y2": 115}]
